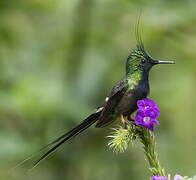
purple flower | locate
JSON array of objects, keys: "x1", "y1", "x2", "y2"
[
  {"x1": 174, "y1": 175, "x2": 184, "y2": 180},
  {"x1": 134, "y1": 98, "x2": 160, "y2": 131},
  {"x1": 137, "y1": 98, "x2": 160, "y2": 117},
  {"x1": 151, "y1": 175, "x2": 168, "y2": 180}
]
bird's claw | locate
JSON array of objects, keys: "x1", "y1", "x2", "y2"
[
  {"x1": 120, "y1": 114, "x2": 134, "y2": 129},
  {"x1": 120, "y1": 114, "x2": 126, "y2": 124}
]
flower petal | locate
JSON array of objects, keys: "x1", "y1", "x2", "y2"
[
  {"x1": 143, "y1": 98, "x2": 157, "y2": 107},
  {"x1": 145, "y1": 109, "x2": 158, "y2": 118},
  {"x1": 174, "y1": 175, "x2": 184, "y2": 180},
  {"x1": 151, "y1": 119, "x2": 160, "y2": 125},
  {"x1": 137, "y1": 99, "x2": 146, "y2": 109},
  {"x1": 151, "y1": 175, "x2": 168, "y2": 180},
  {"x1": 135, "y1": 109, "x2": 145, "y2": 118}
]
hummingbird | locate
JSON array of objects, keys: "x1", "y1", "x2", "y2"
[{"x1": 19, "y1": 25, "x2": 175, "y2": 169}]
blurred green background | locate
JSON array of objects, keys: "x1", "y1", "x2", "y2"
[{"x1": 0, "y1": 0, "x2": 196, "y2": 179}]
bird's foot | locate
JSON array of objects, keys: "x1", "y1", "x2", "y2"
[
  {"x1": 120, "y1": 114, "x2": 127, "y2": 128},
  {"x1": 120, "y1": 114, "x2": 134, "y2": 129},
  {"x1": 120, "y1": 114, "x2": 126, "y2": 124},
  {"x1": 121, "y1": 115, "x2": 133, "y2": 127}
]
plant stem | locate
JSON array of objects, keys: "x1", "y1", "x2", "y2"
[{"x1": 137, "y1": 128, "x2": 165, "y2": 176}]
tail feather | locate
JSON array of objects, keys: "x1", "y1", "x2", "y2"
[
  {"x1": 37, "y1": 112, "x2": 101, "y2": 152},
  {"x1": 13, "y1": 111, "x2": 101, "y2": 170},
  {"x1": 30, "y1": 112, "x2": 101, "y2": 169}
]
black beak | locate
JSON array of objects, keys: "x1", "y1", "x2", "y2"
[{"x1": 152, "y1": 60, "x2": 175, "y2": 65}]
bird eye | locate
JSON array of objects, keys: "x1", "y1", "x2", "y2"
[{"x1": 141, "y1": 59, "x2": 146, "y2": 64}]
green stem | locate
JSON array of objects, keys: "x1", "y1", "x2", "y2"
[{"x1": 137, "y1": 128, "x2": 165, "y2": 176}]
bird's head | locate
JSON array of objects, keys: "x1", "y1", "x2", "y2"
[
  {"x1": 126, "y1": 45, "x2": 175, "y2": 77},
  {"x1": 126, "y1": 20, "x2": 175, "y2": 77}
]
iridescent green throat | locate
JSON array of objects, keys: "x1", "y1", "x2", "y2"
[
  {"x1": 127, "y1": 71, "x2": 142, "y2": 90},
  {"x1": 125, "y1": 49, "x2": 146, "y2": 90}
]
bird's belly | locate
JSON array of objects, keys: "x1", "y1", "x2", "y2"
[
  {"x1": 116, "y1": 95, "x2": 137, "y2": 116},
  {"x1": 116, "y1": 90, "x2": 147, "y2": 116}
]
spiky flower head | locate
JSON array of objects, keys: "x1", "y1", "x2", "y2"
[{"x1": 107, "y1": 126, "x2": 136, "y2": 153}]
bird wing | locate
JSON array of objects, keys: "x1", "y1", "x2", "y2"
[{"x1": 95, "y1": 79, "x2": 127, "y2": 128}]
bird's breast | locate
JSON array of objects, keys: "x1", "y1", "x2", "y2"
[{"x1": 116, "y1": 88, "x2": 148, "y2": 116}]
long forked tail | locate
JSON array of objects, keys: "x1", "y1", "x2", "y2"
[{"x1": 14, "y1": 111, "x2": 101, "y2": 170}]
